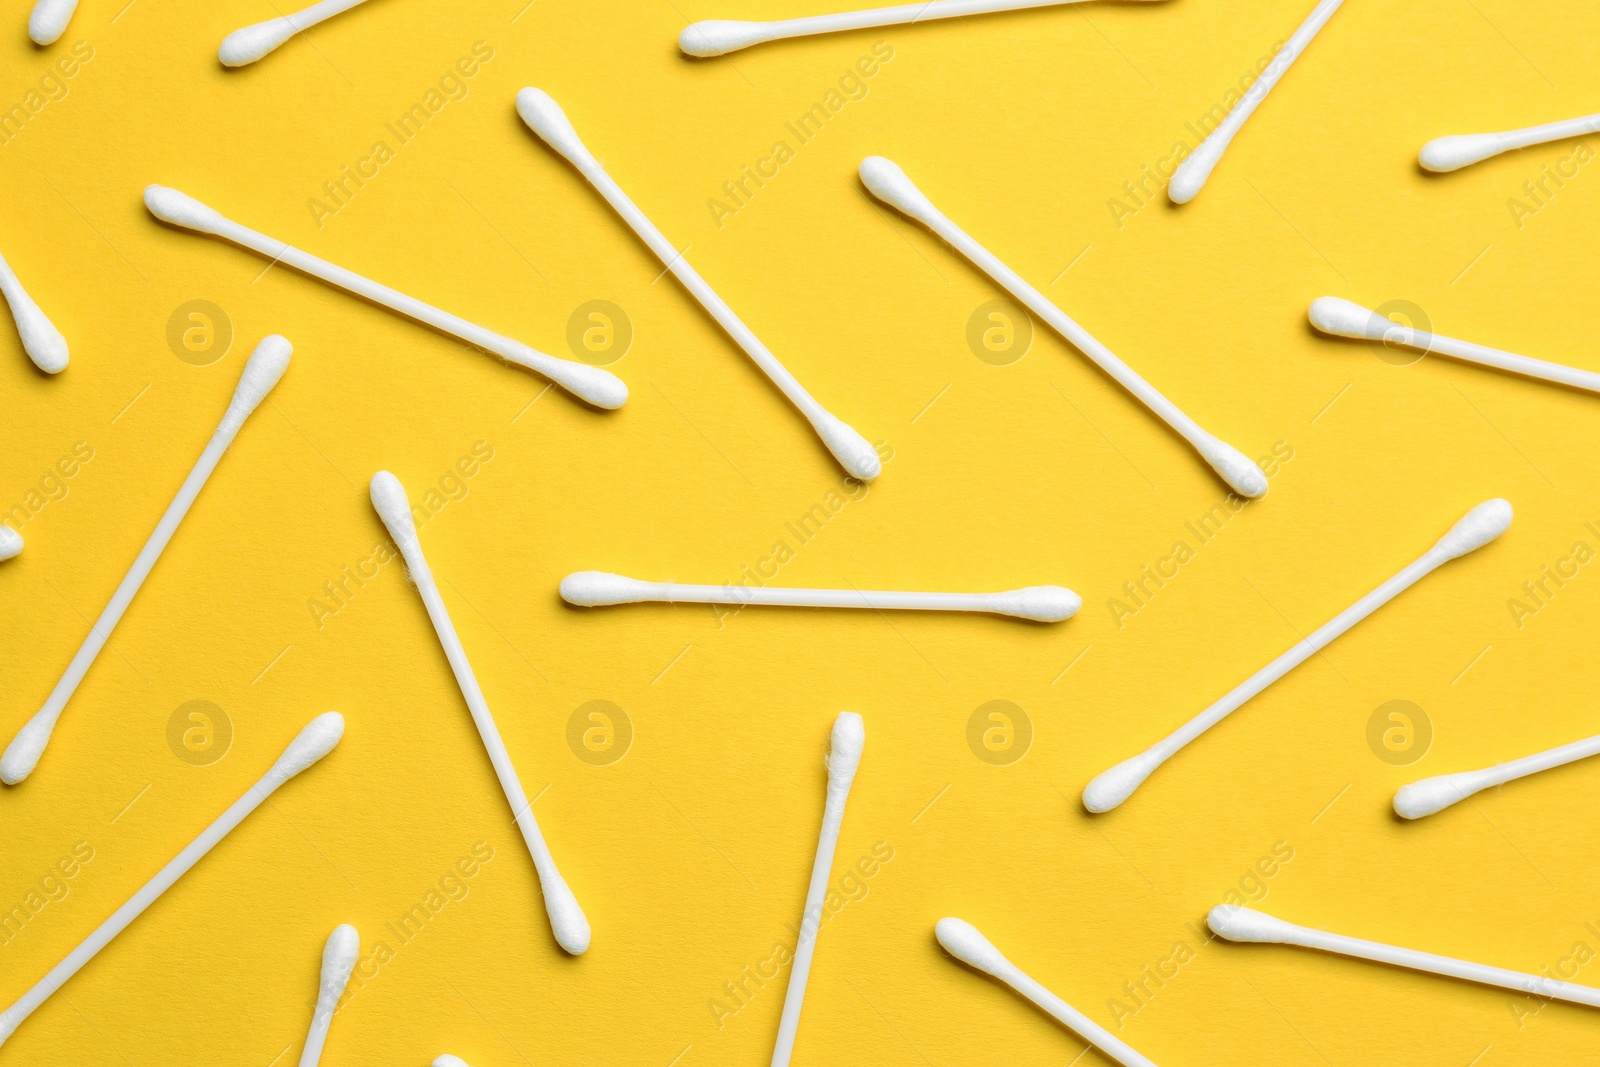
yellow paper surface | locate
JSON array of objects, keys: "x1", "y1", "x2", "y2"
[{"x1": 3, "y1": 1, "x2": 1600, "y2": 1064}]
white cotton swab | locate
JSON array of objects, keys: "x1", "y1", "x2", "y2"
[
  {"x1": 220, "y1": 0, "x2": 374, "y2": 67},
  {"x1": 298, "y1": 924, "x2": 359, "y2": 1067},
  {"x1": 0, "y1": 528, "x2": 20, "y2": 562},
  {"x1": 1395, "y1": 732, "x2": 1600, "y2": 820},
  {"x1": 561, "y1": 571, "x2": 1081, "y2": 622},
  {"x1": 771, "y1": 712, "x2": 864, "y2": 1067},
  {"x1": 935, "y1": 918, "x2": 1159, "y2": 1067},
  {"x1": 1309, "y1": 297, "x2": 1600, "y2": 396},
  {"x1": 679, "y1": 0, "x2": 1135, "y2": 56},
  {"x1": 143, "y1": 186, "x2": 625, "y2": 410},
  {"x1": 1083, "y1": 498, "x2": 1514, "y2": 813},
  {"x1": 0, "y1": 335, "x2": 293, "y2": 786},
  {"x1": 515, "y1": 88, "x2": 879, "y2": 479},
  {"x1": 0, "y1": 248, "x2": 69, "y2": 373},
  {"x1": 370, "y1": 472, "x2": 590, "y2": 955},
  {"x1": 1421, "y1": 112, "x2": 1600, "y2": 173},
  {"x1": 1167, "y1": 0, "x2": 1345, "y2": 204},
  {"x1": 1209, "y1": 904, "x2": 1600, "y2": 1008},
  {"x1": 859, "y1": 156, "x2": 1267, "y2": 498},
  {"x1": 27, "y1": 0, "x2": 78, "y2": 45},
  {"x1": 0, "y1": 713, "x2": 345, "y2": 1049},
  {"x1": 433, "y1": 1057, "x2": 472, "y2": 1067}
]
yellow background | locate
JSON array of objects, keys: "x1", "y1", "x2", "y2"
[{"x1": 4, "y1": 0, "x2": 1600, "y2": 1064}]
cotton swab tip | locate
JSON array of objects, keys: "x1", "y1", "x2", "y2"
[
  {"x1": 1082, "y1": 750, "x2": 1161, "y2": 813},
  {"x1": 1419, "y1": 134, "x2": 1507, "y2": 173},
  {"x1": 223, "y1": 334, "x2": 292, "y2": 425},
  {"x1": 1433, "y1": 498, "x2": 1513, "y2": 561},
  {"x1": 678, "y1": 20, "x2": 773, "y2": 56},
  {"x1": 0, "y1": 716, "x2": 54, "y2": 784},
  {"x1": 1201, "y1": 441, "x2": 1269, "y2": 499},
  {"x1": 997, "y1": 586, "x2": 1082, "y2": 622},
  {"x1": 268, "y1": 711, "x2": 345, "y2": 783},
  {"x1": 433, "y1": 1057, "x2": 471, "y2": 1067},
  {"x1": 144, "y1": 185, "x2": 228, "y2": 235},
  {"x1": 813, "y1": 411, "x2": 881, "y2": 480},
  {"x1": 1308, "y1": 296, "x2": 1388, "y2": 341},
  {"x1": 1207, "y1": 904, "x2": 1296, "y2": 942},
  {"x1": 827, "y1": 712, "x2": 866, "y2": 785},
  {"x1": 935, "y1": 918, "x2": 1010, "y2": 978},
  {"x1": 1394, "y1": 771, "x2": 1483, "y2": 819},
  {"x1": 11, "y1": 297, "x2": 69, "y2": 373},
  {"x1": 0, "y1": 1004, "x2": 20, "y2": 1045},
  {"x1": 859, "y1": 156, "x2": 943, "y2": 226},
  {"x1": 559, "y1": 570, "x2": 653, "y2": 606},
  {"x1": 317, "y1": 924, "x2": 360, "y2": 1004},
  {"x1": 218, "y1": 18, "x2": 299, "y2": 67},
  {"x1": 515, "y1": 88, "x2": 589, "y2": 166},
  {"x1": 544, "y1": 876, "x2": 592, "y2": 955},
  {"x1": 27, "y1": 0, "x2": 76, "y2": 45},
  {"x1": 369, "y1": 471, "x2": 418, "y2": 546},
  {"x1": 0, "y1": 527, "x2": 22, "y2": 561},
  {"x1": 553, "y1": 360, "x2": 629, "y2": 410},
  {"x1": 1166, "y1": 142, "x2": 1223, "y2": 205}
]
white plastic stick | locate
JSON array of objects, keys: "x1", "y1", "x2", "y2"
[
  {"x1": 0, "y1": 528, "x2": 20, "y2": 561},
  {"x1": 369, "y1": 472, "x2": 590, "y2": 955},
  {"x1": 935, "y1": 918, "x2": 1159, "y2": 1067},
  {"x1": 1395, "y1": 732, "x2": 1600, "y2": 820},
  {"x1": 0, "y1": 248, "x2": 69, "y2": 373},
  {"x1": 515, "y1": 88, "x2": 879, "y2": 479},
  {"x1": 0, "y1": 713, "x2": 345, "y2": 1048},
  {"x1": 1083, "y1": 499, "x2": 1514, "y2": 813},
  {"x1": 561, "y1": 570, "x2": 1080, "y2": 622},
  {"x1": 1209, "y1": 904, "x2": 1600, "y2": 1009},
  {"x1": 27, "y1": 0, "x2": 78, "y2": 45},
  {"x1": 298, "y1": 924, "x2": 359, "y2": 1067},
  {"x1": 1167, "y1": 0, "x2": 1344, "y2": 203},
  {"x1": 859, "y1": 156, "x2": 1267, "y2": 497},
  {"x1": 679, "y1": 0, "x2": 1120, "y2": 56},
  {"x1": 220, "y1": 0, "x2": 373, "y2": 67},
  {"x1": 1310, "y1": 297, "x2": 1600, "y2": 395},
  {"x1": 143, "y1": 186, "x2": 625, "y2": 410},
  {"x1": 0, "y1": 335, "x2": 293, "y2": 786},
  {"x1": 1421, "y1": 112, "x2": 1600, "y2": 173},
  {"x1": 771, "y1": 713, "x2": 864, "y2": 1067}
]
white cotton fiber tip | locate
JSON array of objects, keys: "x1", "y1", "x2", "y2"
[
  {"x1": 1307, "y1": 296, "x2": 1388, "y2": 341},
  {"x1": 999, "y1": 586, "x2": 1082, "y2": 622},
  {"x1": 318, "y1": 924, "x2": 360, "y2": 1004},
  {"x1": 858, "y1": 156, "x2": 943, "y2": 227},
  {"x1": 678, "y1": 20, "x2": 774, "y2": 56},
  {"x1": 544, "y1": 875, "x2": 592, "y2": 955},
  {"x1": 1394, "y1": 771, "x2": 1485, "y2": 819},
  {"x1": 0, "y1": 1004, "x2": 21, "y2": 1045},
  {"x1": 813, "y1": 412, "x2": 881, "y2": 481},
  {"x1": 8, "y1": 291, "x2": 69, "y2": 374},
  {"x1": 1419, "y1": 134, "x2": 1508, "y2": 173},
  {"x1": 1081, "y1": 751, "x2": 1161, "y2": 813},
  {"x1": 0, "y1": 527, "x2": 21, "y2": 561},
  {"x1": 433, "y1": 1056, "x2": 472, "y2": 1067},
  {"x1": 1433, "y1": 498, "x2": 1513, "y2": 561},
  {"x1": 515, "y1": 88, "x2": 590, "y2": 166},
  {"x1": 144, "y1": 185, "x2": 228, "y2": 235},
  {"x1": 827, "y1": 712, "x2": 866, "y2": 785},
  {"x1": 221, "y1": 334, "x2": 292, "y2": 429},
  {"x1": 0, "y1": 716, "x2": 54, "y2": 784},
  {"x1": 1167, "y1": 141, "x2": 1225, "y2": 205},
  {"x1": 935, "y1": 918, "x2": 1011, "y2": 978},
  {"x1": 559, "y1": 571, "x2": 652, "y2": 606},
  {"x1": 548, "y1": 360, "x2": 629, "y2": 410},
  {"x1": 369, "y1": 471, "x2": 418, "y2": 546},
  {"x1": 218, "y1": 18, "x2": 299, "y2": 67},
  {"x1": 268, "y1": 711, "x2": 346, "y2": 783},
  {"x1": 28, "y1": 0, "x2": 78, "y2": 45},
  {"x1": 1207, "y1": 904, "x2": 1296, "y2": 943},
  {"x1": 1201, "y1": 440, "x2": 1269, "y2": 499}
]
